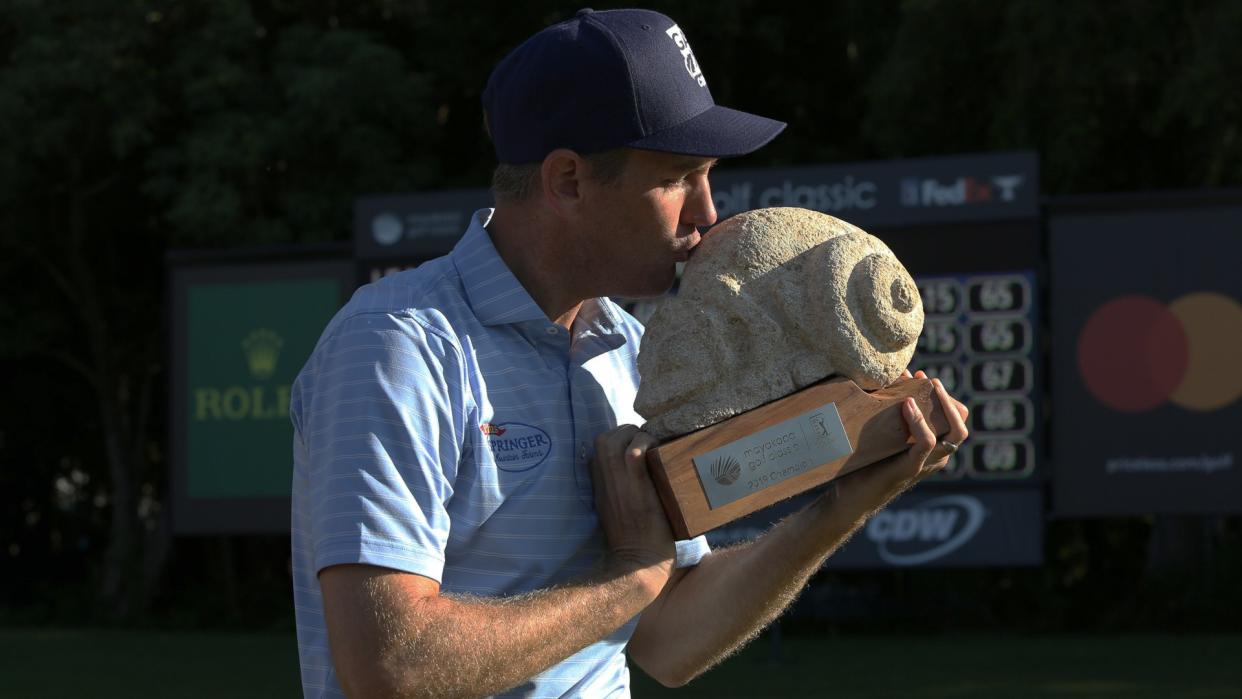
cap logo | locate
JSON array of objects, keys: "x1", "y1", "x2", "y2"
[{"x1": 665, "y1": 24, "x2": 707, "y2": 87}]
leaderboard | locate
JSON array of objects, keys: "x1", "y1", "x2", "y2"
[{"x1": 909, "y1": 271, "x2": 1040, "y2": 482}]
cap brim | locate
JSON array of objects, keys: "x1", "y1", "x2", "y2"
[{"x1": 626, "y1": 105, "x2": 786, "y2": 158}]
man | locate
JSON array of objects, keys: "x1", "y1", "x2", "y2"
[{"x1": 291, "y1": 8, "x2": 969, "y2": 698}]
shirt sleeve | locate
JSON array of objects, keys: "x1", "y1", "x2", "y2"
[
  {"x1": 674, "y1": 536, "x2": 711, "y2": 568},
  {"x1": 294, "y1": 311, "x2": 468, "y2": 583}
]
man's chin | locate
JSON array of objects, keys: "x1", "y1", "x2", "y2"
[{"x1": 616, "y1": 275, "x2": 677, "y2": 300}]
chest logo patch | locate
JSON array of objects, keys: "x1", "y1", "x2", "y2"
[{"x1": 482, "y1": 422, "x2": 553, "y2": 472}]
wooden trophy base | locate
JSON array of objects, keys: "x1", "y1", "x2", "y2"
[{"x1": 646, "y1": 377, "x2": 951, "y2": 539}]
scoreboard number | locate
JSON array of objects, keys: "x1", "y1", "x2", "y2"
[
  {"x1": 969, "y1": 397, "x2": 1034, "y2": 436},
  {"x1": 968, "y1": 317, "x2": 1031, "y2": 355},
  {"x1": 968, "y1": 358, "x2": 1032, "y2": 394},
  {"x1": 918, "y1": 279, "x2": 962, "y2": 316},
  {"x1": 967, "y1": 438, "x2": 1035, "y2": 479},
  {"x1": 917, "y1": 321, "x2": 960, "y2": 355},
  {"x1": 911, "y1": 271, "x2": 1040, "y2": 483},
  {"x1": 912, "y1": 361, "x2": 962, "y2": 394},
  {"x1": 966, "y1": 275, "x2": 1030, "y2": 314}
]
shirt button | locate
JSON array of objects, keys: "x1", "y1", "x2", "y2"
[
  {"x1": 580, "y1": 443, "x2": 587, "y2": 460},
  {"x1": 545, "y1": 327, "x2": 558, "y2": 335}
]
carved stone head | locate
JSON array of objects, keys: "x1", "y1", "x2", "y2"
[{"x1": 635, "y1": 207, "x2": 924, "y2": 440}]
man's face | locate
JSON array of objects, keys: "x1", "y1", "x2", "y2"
[{"x1": 579, "y1": 149, "x2": 718, "y2": 299}]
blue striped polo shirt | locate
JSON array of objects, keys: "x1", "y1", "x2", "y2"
[{"x1": 290, "y1": 208, "x2": 710, "y2": 698}]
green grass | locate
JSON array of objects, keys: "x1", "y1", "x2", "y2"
[
  {"x1": 1, "y1": 629, "x2": 1239, "y2": 697},
  {"x1": 632, "y1": 633, "x2": 1242, "y2": 697},
  {"x1": 0, "y1": 628, "x2": 301, "y2": 698}
]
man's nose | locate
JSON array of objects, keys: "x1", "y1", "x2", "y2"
[{"x1": 685, "y1": 178, "x2": 718, "y2": 228}]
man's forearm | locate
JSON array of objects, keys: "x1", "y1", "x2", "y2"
[
  {"x1": 329, "y1": 424, "x2": 683, "y2": 698},
  {"x1": 358, "y1": 560, "x2": 665, "y2": 698},
  {"x1": 630, "y1": 391, "x2": 956, "y2": 686},
  {"x1": 629, "y1": 475, "x2": 897, "y2": 686}
]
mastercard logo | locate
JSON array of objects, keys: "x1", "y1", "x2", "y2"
[{"x1": 1077, "y1": 292, "x2": 1242, "y2": 412}]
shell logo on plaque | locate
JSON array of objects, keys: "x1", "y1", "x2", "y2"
[{"x1": 691, "y1": 403, "x2": 853, "y2": 510}]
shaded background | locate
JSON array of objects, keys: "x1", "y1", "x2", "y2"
[{"x1": 2, "y1": 0, "x2": 1241, "y2": 695}]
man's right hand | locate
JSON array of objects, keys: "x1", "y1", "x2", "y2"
[
  {"x1": 832, "y1": 371, "x2": 970, "y2": 510},
  {"x1": 590, "y1": 425, "x2": 677, "y2": 598}
]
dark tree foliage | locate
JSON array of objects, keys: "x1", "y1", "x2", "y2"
[
  {"x1": 862, "y1": 0, "x2": 1242, "y2": 191},
  {"x1": 0, "y1": 0, "x2": 448, "y2": 621},
  {"x1": 1, "y1": 0, "x2": 1239, "y2": 627}
]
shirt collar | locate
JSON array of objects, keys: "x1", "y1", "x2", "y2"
[
  {"x1": 451, "y1": 209, "x2": 631, "y2": 348},
  {"x1": 452, "y1": 209, "x2": 549, "y2": 326},
  {"x1": 574, "y1": 296, "x2": 626, "y2": 342}
]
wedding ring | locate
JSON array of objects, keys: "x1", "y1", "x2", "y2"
[{"x1": 939, "y1": 439, "x2": 960, "y2": 454}]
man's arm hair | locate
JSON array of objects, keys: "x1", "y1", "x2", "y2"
[
  {"x1": 629, "y1": 386, "x2": 969, "y2": 686},
  {"x1": 321, "y1": 559, "x2": 666, "y2": 698},
  {"x1": 627, "y1": 480, "x2": 885, "y2": 686},
  {"x1": 322, "y1": 426, "x2": 679, "y2": 697}
]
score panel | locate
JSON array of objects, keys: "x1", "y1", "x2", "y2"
[{"x1": 908, "y1": 271, "x2": 1041, "y2": 482}]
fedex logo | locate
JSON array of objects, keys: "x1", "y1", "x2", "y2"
[{"x1": 900, "y1": 174, "x2": 1024, "y2": 207}]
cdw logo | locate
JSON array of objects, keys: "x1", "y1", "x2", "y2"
[{"x1": 864, "y1": 495, "x2": 986, "y2": 565}]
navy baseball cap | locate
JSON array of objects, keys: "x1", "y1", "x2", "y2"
[{"x1": 483, "y1": 8, "x2": 786, "y2": 164}]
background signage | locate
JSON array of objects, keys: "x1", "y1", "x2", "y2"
[
  {"x1": 170, "y1": 251, "x2": 354, "y2": 533},
  {"x1": 1049, "y1": 193, "x2": 1242, "y2": 515},
  {"x1": 705, "y1": 488, "x2": 1043, "y2": 569},
  {"x1": 826, "y1": 488, "x2": 1044, "y2": 568},
  {"x1": 710, "y1": 151, "x2": 1038, "y2": 227},
  {"x1": 174, "y1": 152, "x2": 1049, "y2": 563},
  {"x1": 352, "y1": 151, "x2": 1040, "y2": 279},
  {"x1": 354, "y1": 188, "x2": 489, "y2": 282},
  {"x1": 908, "y1": 271, "x2": 1042, "y2": 483},
  {"x1": 343, "y1": 151, "x2": 1046, "y2": 566}
]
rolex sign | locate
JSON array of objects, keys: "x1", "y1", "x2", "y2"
[{"x1": 172, "y1": 258, "x2": 351, "y2": 533}]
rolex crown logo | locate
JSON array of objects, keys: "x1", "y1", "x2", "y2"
[{"x1": 242, "y1": 329, "x2": 283, "y2": 380}]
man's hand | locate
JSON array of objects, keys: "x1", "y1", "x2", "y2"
[
  {"x1": 627, "y1": 371, "x2": 971, "y2": 686},
  {"x1": 839, "y1": 369, "x2": 970, "y2": 504},
  {"x1": 590, "y1": 425, "x2": 676, "y2": 598}
]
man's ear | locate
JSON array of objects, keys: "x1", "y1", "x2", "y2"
[{"x1": 540, "y1": 149, "x2": 584, "y2": 218}]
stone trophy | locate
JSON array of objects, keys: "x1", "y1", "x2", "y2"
[{"x1": 636, "y1": 207, "x2": 951, "y2": 538}]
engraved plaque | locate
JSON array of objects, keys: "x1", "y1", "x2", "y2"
[
  {"x1": 692, "y1": 403, "x2": 853, "y2": 509},
  {"x1": 646, "y1": 377, "x2": 951, "y2": 539}
]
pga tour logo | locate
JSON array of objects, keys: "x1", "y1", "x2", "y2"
[
  {"x1": 864, "y1": 495, "x2": 986, "y2": 566},
  {"x1": 666, "y1": 24, "x2": 707, "y2": 87}
]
